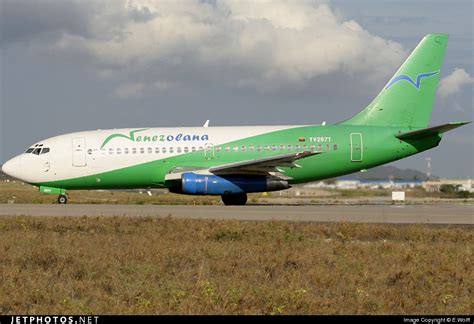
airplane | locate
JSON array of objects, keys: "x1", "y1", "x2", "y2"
[{"x1": 1, "y1": 33, "x2": 470, "y2": 205}]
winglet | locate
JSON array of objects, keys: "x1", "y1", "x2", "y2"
[
  {"x1": 395, "y1": 121, "x2": 471, "y2": 140},
  {"x1": 203, "y1": 120, "x2": 210, "y2": 127}
]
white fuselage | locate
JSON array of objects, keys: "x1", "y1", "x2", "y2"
[{"x1": 2, "y1": 126, "x2": 298, "y2": 184}]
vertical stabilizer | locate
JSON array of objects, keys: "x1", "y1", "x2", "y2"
[{"x1": 341, "y1": 34, "x2": 448, "y2": 128}]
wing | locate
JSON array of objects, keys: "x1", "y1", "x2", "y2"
[{"x1": 165, "y1": 151, "x2": 321, "y2": 181}]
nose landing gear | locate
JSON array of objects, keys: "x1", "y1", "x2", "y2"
[
  {"x1": 39, "y1": 186, "x2": 68, "y2": 204},
  {"x1": 58, "y1": 194, "x2": 68, "y2": 204}
]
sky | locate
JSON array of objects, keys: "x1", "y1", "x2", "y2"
[{"x1": 0, "y1": 0, "x2": 473, "y2": 178}]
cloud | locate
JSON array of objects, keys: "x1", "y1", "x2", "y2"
[
  {"x1": 438, "y1": 68, "x2": 474, "y2": 97},
  {"x1": 112, "y1": 82, "x2": 146, "y2": 99},
  {"x1": 2, "y1": 0, "x2": 406, "y2": 93},
  {"x1": 111, "y1": 80, "x2": 176, "y2": 99}
]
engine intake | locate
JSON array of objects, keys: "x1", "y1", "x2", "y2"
[{"x1": 180, "y1": 173, "x2": 289, "y2": 195}]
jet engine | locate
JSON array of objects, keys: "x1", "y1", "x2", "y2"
[{"x1": 179, "y1": 172, "x2": 289, "y2": 195}]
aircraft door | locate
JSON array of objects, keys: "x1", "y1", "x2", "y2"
[
  {"x1": 350, "y1": 133, "x2": 363, "y2": 162},
  {"x1": 72, "y1": 137, "x2": 87, "y2": 167}
]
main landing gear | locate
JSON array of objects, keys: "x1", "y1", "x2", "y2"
[
  {"x1": 221, "y1": 193, "x2": 247, "y2": 206},
  {"x1": 58, "y1": 194, "x2": 68, "y2": 204}
]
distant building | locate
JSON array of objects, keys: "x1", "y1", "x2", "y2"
[
  {"x1": 334, "y1": 180, "x2": 359, "y2": 189},
  {"x1": 303, "y1": 179, "x2": 423, "y2": 190},
  {"x1": 423, "y1": 179, "x2": 473, "y2": 193},
  {"x1": 357, "y1": 180, "x2": 422, "y2": 189}
]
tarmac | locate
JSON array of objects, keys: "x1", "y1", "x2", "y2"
[{"x1": 0, "y1": 204, "x2": 473, "y2": 225}]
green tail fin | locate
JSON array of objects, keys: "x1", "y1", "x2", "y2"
[{"x1": 342, "y1": 34, "x2": 448, "y2": 128}]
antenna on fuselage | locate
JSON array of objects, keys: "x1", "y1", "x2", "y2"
[{"x1": 203, "y1": 120, "x2": 210, "y2": 127}]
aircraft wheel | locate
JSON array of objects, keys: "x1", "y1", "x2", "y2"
[
  {"x1": 58, "y1": 194, "x2": 68, "y2": 204},
  {"x1": 221, "y1": 193, "x2": 247, "y2": 206}
]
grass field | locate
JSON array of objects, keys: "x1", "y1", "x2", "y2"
[{"x1": 0, "y1": 216, "x2": 472, "y2": 314}]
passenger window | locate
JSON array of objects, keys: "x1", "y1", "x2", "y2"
[
  {"x1": 317, "y1": 144, "x2": 323, "y2": 152},
  {"x1": 241, "y1": 145, "x2": 246, "y2": 152},
  {"x1": 87, "y1": 149, "x2": 92, "y2": 155},
  {"x1": 184, "y1": 147, "x2": 189, "y2": 153},
  {"x1": 310, "y1": 145, "x2": 315, "y2": 152},
  {"x1": 225, "y1": 147, "x2": 230, "y2": 152},
  {"x1": 116, "y1": 148, "x2": 122, "y2": 154},
  {"x1": 287, "y1": 145, "x2": 292, "y2": 151},
  {"x1": 302, "y1": 145, "x2": 307, "y2": 151},
  {"x1": 177, "y1": 147, "x2": 182, "y2": 153},
  {"x1": 249, "y1": 146, "x2": 254, "y2": 152},
  {"x1": 264, "y1": 145, "x2": 270, "y2": 151},
  {"x1": 256, "y1": 145, "x2": 262, "y2": 152},
  {"x1": 109, "y1": 148, "x2": 114, "y2": 154},
  {"x1": 155, "y1": 147, "x2": 160, "y2": 154},
  {"x1": 326, "y1": 144, "x2": 330, "y2": 151},
  {"x1": 162, "y1": 147, "x2": 167, "y2": 153},
  {"x1": 279, "y1": 145, "x2": 285, "y2": 151},
  {"x1": 140, "y1": 148, "x2": 145, "y2": 154},
  {"x1": 147, "y1": 147, "x2": 152, "y2": 154},
  {"x1": 271, "y1": 145, "x2": 277, "y2": 151},
  {"x1": 333, "y1": 144, "x2": 338, "y2": 151},
  {"x1": 233, "y1": 146, "x2": 238, "y2": 152},
  {"x1": 215, "y1": 147, "x2": 221, "y2": 153},
  {"x1": 170, "y1": 147, "x2": 174, "y2": 153},
  {"x1": 124, "y1": 148, "x2": 129, "y2": 154}
]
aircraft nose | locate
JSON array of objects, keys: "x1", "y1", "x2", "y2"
[{"x1": 2, "y1": 155, "x2": 23, "y2": 180}]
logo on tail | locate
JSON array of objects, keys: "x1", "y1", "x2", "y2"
[{"x1": 385, "y1": 71, "x2": 439, "y2": 91}]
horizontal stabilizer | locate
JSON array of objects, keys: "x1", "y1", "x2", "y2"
[{"x1": 395, "y1": 121, "x2": 471, "y2": 140}]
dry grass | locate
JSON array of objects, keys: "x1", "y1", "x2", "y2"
[{"x1": 0, "y1": 216, "x2": 472, "y2": 314}]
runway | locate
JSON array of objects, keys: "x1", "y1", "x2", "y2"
[{"x1": 0, "y1": 204, "x2": 473, "y2": 225}]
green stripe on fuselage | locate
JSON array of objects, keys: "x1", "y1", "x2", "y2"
[{"x1": 36, "y1": 125, "x2": 441, "y2": 190}]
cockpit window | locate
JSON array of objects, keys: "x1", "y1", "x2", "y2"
[{"x1": 26, "y1": 146, "x2": 50, "y2": 154}]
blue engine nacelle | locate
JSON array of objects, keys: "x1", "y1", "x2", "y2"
[{"x1": 181, "y1": 173, "x2": 289, "y2": 195}]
